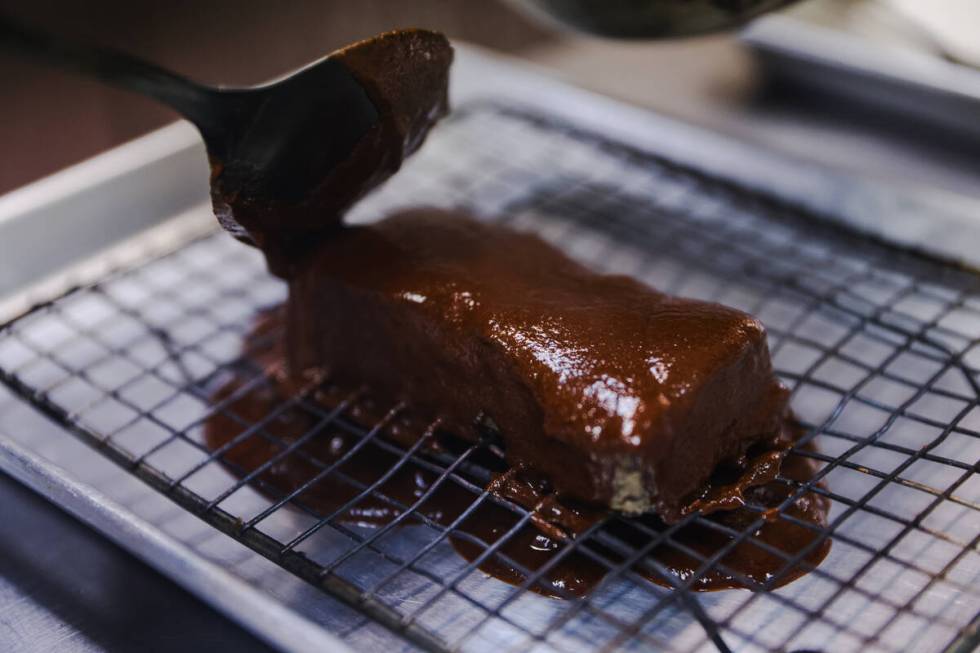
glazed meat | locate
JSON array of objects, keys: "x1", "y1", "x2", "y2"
[{"x1": 284, "y1": 208, "x2": 789, "y2": 521}]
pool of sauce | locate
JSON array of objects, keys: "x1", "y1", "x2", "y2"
[{"x1": 203, "y1": 311, "x2": 830, "y2": 598}]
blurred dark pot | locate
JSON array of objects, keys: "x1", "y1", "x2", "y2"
[{"x1": 506, "y1": 0, "x2": 802, "y2": 38}]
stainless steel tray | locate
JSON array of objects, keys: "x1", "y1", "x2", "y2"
[
  {"x1": 743, "y1": 10, "x2": 980, "y2": 140},
  {"x1": 1, "y1": 44, "x2": 978, "y2": 653}
]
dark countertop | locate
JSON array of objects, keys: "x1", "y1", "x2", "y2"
[{"x1": 0, "y1": 471, "x2": 275, "y2": 653}]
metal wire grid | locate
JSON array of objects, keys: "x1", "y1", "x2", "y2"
[{"x1": 0, "y1": 103, "x2": 977, "y2": 653}]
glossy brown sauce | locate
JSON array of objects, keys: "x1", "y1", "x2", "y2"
[
  {"x1": 204, "y1": 311, "x2": 830, "y2": 598},
  {"x1": 200, "y1": 23, "x2": 830, "y2": 597}
]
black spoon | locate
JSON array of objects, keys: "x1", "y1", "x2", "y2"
[{"x1": 0, "y1": 15, "x2": 453, "y2": 273}]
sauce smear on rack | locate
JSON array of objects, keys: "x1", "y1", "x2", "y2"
[{"x1": 202, "y1": 310, "x2": 830, "y2": 598}]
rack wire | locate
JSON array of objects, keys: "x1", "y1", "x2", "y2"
[{"x1": 0, "y1": 103, "x2": 977, "y2": 653}]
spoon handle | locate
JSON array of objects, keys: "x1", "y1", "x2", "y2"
[{"x1": 0, "y1": 14, "x2": 223, "y2": 138}]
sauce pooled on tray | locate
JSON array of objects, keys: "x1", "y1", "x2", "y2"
[{"x1": 203, "y1": 309, "x2": 830, "y2": 597}]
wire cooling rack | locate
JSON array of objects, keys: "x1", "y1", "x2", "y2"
[{"x1": 0, "y1": 103, "x2": 978, "y2": 653}]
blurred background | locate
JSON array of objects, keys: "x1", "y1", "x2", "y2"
[
  {"x1": 2, "y1": 0, "x2": 979, "y2": 198},
  {"x1": 5, "y1": 0, "x2": 555, "y2": 194}
]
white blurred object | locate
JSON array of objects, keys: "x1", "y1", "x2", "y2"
[
  {"x1": 787, "y1": 0, "x2": 980, "y2": 68},
  {"x1": 743, "y1": 0, "x2": 980, "y2": 176},
  {"x1": 885, "y1": 0, "x2": 980, "y2": 68}
]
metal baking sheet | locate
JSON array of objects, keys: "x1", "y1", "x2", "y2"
[{"x1": 1, "y1": 44, "x2": 978, "y2": 652}]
